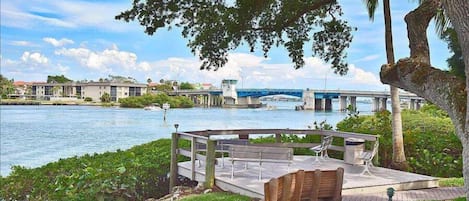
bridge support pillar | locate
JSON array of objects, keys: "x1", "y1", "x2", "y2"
[
  {"x1": 380, "y1": 98, "x2": 387, "y2": 111},
  {"x1": 339, "y1": 96, "x2": 347, "y2": 111},
  {"x1": 372, "y1": 97, "x2": 380, "y2": 112},
  {"x1": 314, "y1": 98, "x2": 323, "y2": 110},
  {"x1": 410, "y1": 99, "x2": 416, "y2": 110},
  {"x1": 207, "y1": 94, "x2": 211, "y2": 108},
  {"x1": 324, "y1": 99, "x2": 332, "y2": 110},
  {"x1": 350, "y1": 96, "x2": 357, "y2": 112}
]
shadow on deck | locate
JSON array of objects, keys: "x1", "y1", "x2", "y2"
[{"x1": 178, "y1": 156, "x2": 438, "y2": 199}]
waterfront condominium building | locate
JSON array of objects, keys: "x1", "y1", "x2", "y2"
[{"x1": 31, "y1": 82, "x2": 147, "y2": 102}]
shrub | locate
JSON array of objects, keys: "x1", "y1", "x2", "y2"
[
  {"x1": 84, "y1": 97, "x2": 92, "y2": 102},
  {"x1": 0, "y1": 139, "x2": 190, "y2": 200},
  {"x1": 336, "y1": 105, "x2": 462, "y2": 177},
  {"x1": 118, "y1": 94, "x2": 194, "y2": 108},
  {"x1": 100, "y1": 92, "x2": 111, "y2": 103}
]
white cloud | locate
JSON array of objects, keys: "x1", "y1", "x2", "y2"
[
  {"x1": 0, "y1": 8, "x2": 75, "y2": 29},
  {"x1": 43, "y1": 37, "x2": 74, "y2": 47},
  {"x1": 21, "y1": 51, "x2": 48, "y2": 65},
  {"x1": 55, "y1": 45, "x2": 148, "y2": 73},
  {"x1": 354, "y1": 54, "x2": 381, "y2": 62},
  {"x1": 348, "y1": 64, "x2": 382, "y2": 85},
  {"x1": 10, "y1": 40, "x2": 36, "y2": 47}
]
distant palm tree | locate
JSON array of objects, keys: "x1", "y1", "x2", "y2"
[
  {"x1": 147, "y1": 78, "x2": 152, "y2": 84},
  {"x1": 363, "y1": 0, "x2": 407, "y2": 169}
]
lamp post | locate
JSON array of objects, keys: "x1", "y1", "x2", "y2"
[
  {"x1": 162, "y1": 103, "x2": 170, "y2": 121},
  {"x1": 174, "y1": 123, "x2": 179, "y2": 133}
]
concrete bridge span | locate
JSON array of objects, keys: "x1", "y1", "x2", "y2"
[{"x1": 169, "y1": 80, "x2": 424, "y2": 111}]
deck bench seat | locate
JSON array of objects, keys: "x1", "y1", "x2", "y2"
[{"x1": 228, "y1": 145, "x2": 293, "y2": 180}]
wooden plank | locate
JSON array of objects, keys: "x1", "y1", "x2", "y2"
[
  {"x1": 191, "y1": 137, "x2": 196, "y2": 180},
  {"x1": 169, "y1": 132, "x2": 178, "y2": 192},
  {"x1": 252, "y1": 143, "x2": 345, "y2": 152},
  {"x1": 334, "y1": 168, "x2": 344, "y2": 201},
  {"x1": 178, "y1": 133, "x2": 208, "y2": 143},
  {"x1": 183, "y1": 129, "x2": 379, "y2": 142},
  {"x1": 204, "y1": 139, "x2": 216, "y2": 188}
]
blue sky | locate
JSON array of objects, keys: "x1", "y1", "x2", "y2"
[{"x1": 0, "y1": 0, "x2": 450, "y2": 90}]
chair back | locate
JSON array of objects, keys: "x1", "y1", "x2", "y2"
[
  {"x1": 264, "y1": 170, "x2": 305, "y2": 201},
  {"x1": 264, "y1": 168, "x2": 344, "y2": 201}
]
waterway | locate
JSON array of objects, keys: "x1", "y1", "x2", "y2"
[{"x1": 0, "y1": 101, "x2": 376, "y2": 176}]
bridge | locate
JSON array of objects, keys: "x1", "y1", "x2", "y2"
[
  {"x1": 167, "y1": 79, "x2": 423, "y2": 111},
  {"x1": 169, "y1": 88, "x2": 423, "y2": 111}
]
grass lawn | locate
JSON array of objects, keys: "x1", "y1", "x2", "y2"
[{"x1": 180, "y1": 192, "x2": 253, "y2": 201}]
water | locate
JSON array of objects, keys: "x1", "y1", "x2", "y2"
[{"x1": 0, "y1": 101, "x2": 375, "y2": 176}]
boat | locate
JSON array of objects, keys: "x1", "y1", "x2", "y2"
[{"x1": 144, "y1": 103, "x2": 162, "y2": 111}]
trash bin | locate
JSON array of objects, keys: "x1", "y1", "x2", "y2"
[{"x1": 344, "y1": 138, "x2": 365, "y2": 165}]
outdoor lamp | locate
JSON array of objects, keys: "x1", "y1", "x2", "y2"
[
  {"x1": 174, "y1": 124, "x2": 179, "y2": 132},
  {"x1": 387, "y1": 187, "x2": 395, "y2": 201}
]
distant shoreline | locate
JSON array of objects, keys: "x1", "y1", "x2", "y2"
[{"x1": 0, "y1": 99, "x2": 112, "y2": 106}]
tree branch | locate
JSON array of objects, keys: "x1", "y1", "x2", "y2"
[
  {"x1": 381, "y1": 58, "x2": 466, "y2": 130},
  {"x1": 252, "y1": 0, "x2": 335, "y2": 32},
  {"x1": 404, "y1": 0, "x2": 440, "y2": 64}
]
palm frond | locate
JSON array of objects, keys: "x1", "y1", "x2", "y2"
[{"x1": 362, "y1": 0, "x2": 379, "y2": 21}]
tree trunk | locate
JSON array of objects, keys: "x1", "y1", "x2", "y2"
[
  {"x1": 442, "y1": 1, "x2": 469, "y2": 199},
  {"x1": 383, "y1": 0, "x2": 407, "y2": 169},
  {"x1": 381, "y1": 0, "x2": 468, "y2": 199}
]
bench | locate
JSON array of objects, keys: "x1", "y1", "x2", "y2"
[
  {"x1": 228, "y1": 145, "x2": 293, "y2": 180},
  {"x1": 196, "y1": 139, "x2": 249, "y2": 167}
]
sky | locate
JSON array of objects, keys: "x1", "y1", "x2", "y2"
[{"x1": 0, "y1": 0, "x2": 451, "y2": 91}]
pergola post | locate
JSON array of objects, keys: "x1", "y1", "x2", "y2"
[
  {"x1": 169, "y1": 132, "x2": 179, "y2": 192},
  {"x1": 204, "y1": 139, "x2": 216, "y2": 188}
]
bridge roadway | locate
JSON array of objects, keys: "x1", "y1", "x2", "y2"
[
  {"x1": 170, "y1": 88, "x2": 423, "y2": 99},
  {"x1": 168, "y1": 88, "x2": 424, "y2": 111}
]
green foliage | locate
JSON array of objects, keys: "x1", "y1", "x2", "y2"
[
  {"x1": 0, "y1": 74, "x2": 15, "y2": 99},
  {"x1": 47, "y1": 75, "x2": 72, "y2": 83},
  {"x1": 84, "y1": 97, "x2": 93, "y2": 102},
  {"x1": 180, "y1": 192, "x2": 251, "y2": 201},
  {"x1": 119, "y1": 93, "x2": 194, "y2": 108},
  {"x1": 154, "y1": 83, "x2": 174, "y2": 92},
  {"x1": 439, "y1": 177, "x2": 464, "y2": 187},
  {"x1": 100, "y1": 92, "x2": 111, "y2": 103},
  {"x1": 441, "y1": 28, "x2": 465, "y2": 79},
  {"x1": 116, "y1": 1, "x2": 354, "y2": 74},
  {"x1": 179, "y1": 82, "x2": 194, "y2": 90},
  {"x1": 336, "y1": 105, "x2": 462, "y2": 177},
  {"x1": 0, "y1": 139, "x2": 191, "y2": 200},
  {"x1": 107, "y1": 75, "x2": 137, "y2": 83}
]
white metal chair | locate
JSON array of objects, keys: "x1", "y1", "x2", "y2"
[
  {"x1": 359, "y1": 140, "x2": 379, "y2": 176},
  {"x1": 310, "y1": 135, "x2": 333, "y2": 164}
]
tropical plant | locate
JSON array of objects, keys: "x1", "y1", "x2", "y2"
[
  {"x1": 100, "y1": 92, "x2": 111, "y2": 103},
  {"x1": 363, "y1": 0, "x2": 407, "y2": 170},
  {"x1": 0, "y1": 75, "x2": 15, "y2": 99}
]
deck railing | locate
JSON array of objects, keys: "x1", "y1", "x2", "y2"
[{"x1": 169, "y1": 129, "x2": 379, "y2": 191}]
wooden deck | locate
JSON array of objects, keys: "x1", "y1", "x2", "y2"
[{"x1": 178, "y1": 155, "x2": 438, "y2": 199}]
